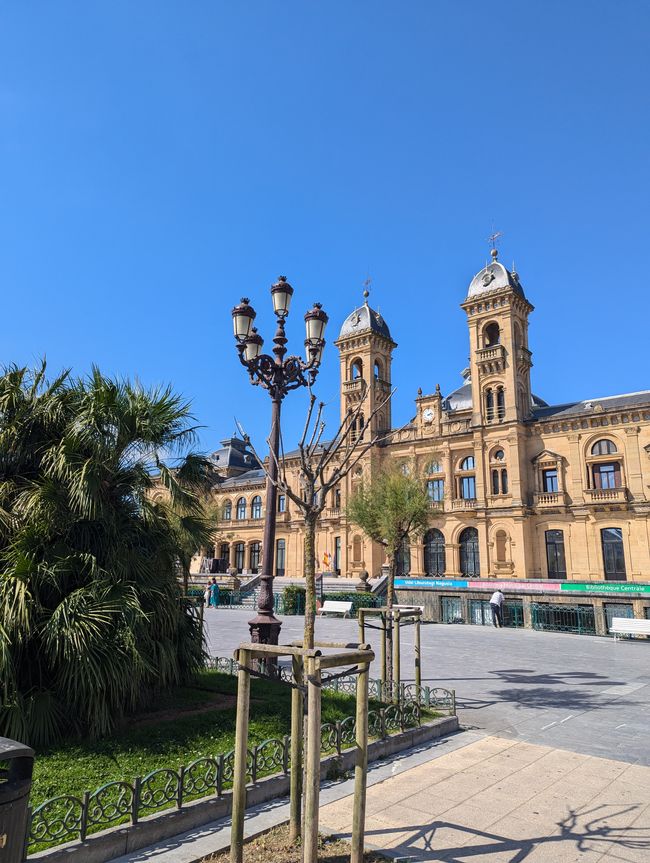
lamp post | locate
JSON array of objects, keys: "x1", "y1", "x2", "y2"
[{"x1": 232, "y1": 277, "x2": 328, "y2": 646}]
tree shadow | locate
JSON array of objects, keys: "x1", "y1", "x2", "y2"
[{"x1": 357, "y1": 802, "x2": 650, "y2": 861}]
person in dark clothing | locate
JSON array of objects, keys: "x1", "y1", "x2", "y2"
[{"x1": 490, "y1": 590, "x2": 505, "y2": 628}]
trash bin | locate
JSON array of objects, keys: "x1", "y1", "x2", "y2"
[{"x1": 0, "y1": 738, "x2": 34, "y2": 862}]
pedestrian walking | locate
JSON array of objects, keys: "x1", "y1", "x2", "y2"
[{"x1": 490, "y1": 589, "x2": 505, "y2": 628}]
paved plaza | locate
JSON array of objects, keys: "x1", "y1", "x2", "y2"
[
  {"x1": 204, "y1": 608, "x2": 650, "y2": 766},
  {"x1": 111, "y1": 611, "x2": 650, "y2": 862}
]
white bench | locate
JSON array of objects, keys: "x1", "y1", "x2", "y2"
[
  {"x1": 318, "y1": 600, "x2": 353, "y2": 618},
  {"x1": 610, "y1": 617, "x2": 650, "y2": 641}
]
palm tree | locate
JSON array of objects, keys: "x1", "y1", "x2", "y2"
[{"x1": 0, "y1": 363, "x2": 214, "y2": 746}]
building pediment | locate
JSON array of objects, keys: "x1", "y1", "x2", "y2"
[{"x1": 532, "y1": 449, "x2": 563, "y2": 464}]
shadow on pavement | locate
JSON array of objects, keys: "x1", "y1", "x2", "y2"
[{"x1": 359, "y1": 802, "x2": 650, "y2": 862}]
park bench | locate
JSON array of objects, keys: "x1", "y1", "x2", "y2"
[
  {"x1": 318, "y1": 600, "x2": 353, "y2": 618},
  {"x1": 609, "y1": 617, "x2": 650, "y2": 641}
]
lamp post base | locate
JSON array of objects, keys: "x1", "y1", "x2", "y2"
[{"x1": 248, "y1": 616, "x2": 282, "y2": 645}]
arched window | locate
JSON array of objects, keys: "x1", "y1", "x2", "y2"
[
  {"x1": 459, "y1": 527, "x2": 480, "y2": 576},
  {"x1": 223, "y1": 500, "x2": 232, "y2": 520},
  {"x1": 497, "y1": 387, "x2": 505, "y2": 420},
  {"x1": 492, "y1": 469, "x2": 500, "y2": 496},
  {"x1": 424, "y1": 529, "x2": 445, "y2": 576},
  {"x1": 458, "y1": 456, "x2": 476, "y2": 500},
  {"x1": 495, "y1": 530, "x2": 508, "y2": 562},
  {"x1": 234, "y1": 542, "x2": 245, "y2": 572},
  {"x1": 351, "y1": 359, "x2": 363, "y2": 380},
  {"x1": 374, "y1": 360, "x2": 382, "y2": 380},
  {"x1": 249, "y1": 541, "x2": 261, "y2": 573},
  {"x1": 236, "y1": 497, "x2": 246, "y2": 520},
  {"x1": 591, "y1": 439, "x2": 617, "y2": 456},
  {"x1": 485, "y1": 388, "x2": 494, "y2": 422},
  {"x1": 251, "y1": 495, "x2": 262, "y2": 519},
  {"x1": 484, "y1": 322, "x2": 500, "y2": 347},
  {"x1": 219, "y1": 542, "x2": 229, "y2": 562},
  {"x1": 395, "y1": 537, "x2": 411, "y2": 577},
  {"x1": 514, "y1": 321, "x2": 523, "y2": 349},
  {"x1": 501, "y1": 469, "x2": 508, "y2": 494}
]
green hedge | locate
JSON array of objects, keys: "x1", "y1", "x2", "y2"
[{"x1": 283, "y1": 585, "x2": 306, "y2": 615}]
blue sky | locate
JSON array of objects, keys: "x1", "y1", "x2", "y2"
[{"x1": 1, "y1": 2, "x2": 649, "y2": 454}]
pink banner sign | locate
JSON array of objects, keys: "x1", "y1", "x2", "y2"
[{"x1": 468, "y1": 580, "x2": 562, "y2": 593}]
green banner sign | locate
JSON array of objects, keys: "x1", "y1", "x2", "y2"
[{"x1": 560, "y1": 582, "x2": 650, "y2": 595}]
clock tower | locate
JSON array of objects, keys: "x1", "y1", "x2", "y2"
[{"x1": 334, "y1": 290, "x2": 396, "y2": 438}]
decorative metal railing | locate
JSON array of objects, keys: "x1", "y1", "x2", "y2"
[
  {"x1": 203, "y1": 656, "x2": 456, "y2": 713},
  {"x1": 26, "y1": 697, "x2": 426, "y2": 854},
  {"x1": 531, "y1": 602, "x2": 596, "y2": 635}
]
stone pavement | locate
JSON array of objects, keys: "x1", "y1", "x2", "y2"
[
  {"x1": 320, "y1": 735, "x2": 650, "y2": 862},
  {"x1": 204, "y1": 610, "x2": 650, "y2": 765},
  {"x1": 108, "y1": 730, "x2": 650, "y2": 862}
]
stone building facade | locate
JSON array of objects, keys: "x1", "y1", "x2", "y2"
[{"x1": 206, "y1": 251, "x2": 650, "y2": 596}]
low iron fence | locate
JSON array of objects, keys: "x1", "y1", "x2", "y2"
[
  {"x1": 204, "y1": 656, "x2": 456, "y2": 713},
  {"x1": 27, "y1": 701, "x2": 421, "y2": 855}
]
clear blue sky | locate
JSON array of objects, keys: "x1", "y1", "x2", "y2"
[{"x1": 2, "y1": 2, "x2": 649, "y2": 454}]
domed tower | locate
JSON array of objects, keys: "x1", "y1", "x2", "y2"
[
  {"x1": 461, "y1": 249, "x2": 535, "y2": 426},
  {"x1": 334, "y1": 290, "x2": 396, "y2": 437}
]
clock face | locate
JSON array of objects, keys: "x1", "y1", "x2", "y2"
[{"x1": 423, "y1": 408, "x2": 434, "y2": 423}]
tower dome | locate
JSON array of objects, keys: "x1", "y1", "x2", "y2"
[
  {"x1": 466, "y1": 250, "x2": 526, "y2": 300},
  {"x1": 337, "y1": 297, "x2": 393, "y2": 341}
]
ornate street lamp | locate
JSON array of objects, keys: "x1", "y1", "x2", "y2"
[{"x1": 232, "y1": 276, "x2": 328, "y2": 646}]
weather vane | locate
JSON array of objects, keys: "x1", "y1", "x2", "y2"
[
  {"x1": 487, "y1": 229, "x2": 503, "y2": 251},
  {"x1": 362, "y1": 276, "x2": 372, "y2": 301}
]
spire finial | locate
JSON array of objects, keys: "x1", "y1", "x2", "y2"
[
  {"x1": 487, "y1": 228, "x2": 503, "y2": 260},
  {"x1": 362, "y1": 277, "x2": 371, "y2": 304}
]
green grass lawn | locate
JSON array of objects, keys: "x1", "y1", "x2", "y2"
[{"x1": 31, "y1": 670, "x2": 381, "y2": 804}]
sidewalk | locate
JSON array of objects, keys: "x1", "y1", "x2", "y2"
[
  {"x1": 320, "y1": 736, "x2": 650, "y2": 862},
  {"x1": 108, "y1": 731, "x2": 650, "y2": 863}
]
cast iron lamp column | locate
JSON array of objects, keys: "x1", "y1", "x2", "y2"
[{"x1": 232, "y1": 277, "x2": 328, "y2": 645}]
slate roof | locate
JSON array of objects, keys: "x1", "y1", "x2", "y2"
[
  {"x1": 210, "y1": 436, "x2": 260, "y2": 473},
  {"x1": 219, "y1": 468, "x2": 266, "y2": 488},
  {"x1": 337, "y1": 303, "x2": 393, "y2": 341},
  {"x1": 532, "y1": 390, "x2": 650, "y2": 421}
]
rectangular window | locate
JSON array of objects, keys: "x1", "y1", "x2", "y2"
[
  {"x1": 594, "y1": 464, "x2": 619, "y2": 490},
  {"x1": 234, "y1": 543, "x2": 245, "y2": 573},
  {"x1": 427, "y1": 479, "x2": 444, "y2": 502},
  {"x1": 491, "y1": 470, "x2": 499, "y2": 495},
  {"x1": 276, "y1": 538, "x2": 285, "y2": 577},
  {"x1": 601, "y1": 527, "x2": 626, "y2": 581},
  {"x1": 461, "y1": 475, "x2": 476, "y2": 500},
  {"x1": 543, "y1": 469, "x2": 558, "y2": 493},
  {"x1": 334, "y1": 536, "x2": 341, "y2": 574},
  {"x1": 545, "y1": 529, "x2": 567, "y2": 579},
  {"x1": 278, "y1": 495, "x2": 286, "y2": 513}
]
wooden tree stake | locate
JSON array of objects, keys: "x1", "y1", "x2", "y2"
[
  {"x1": 230, "y1": 649, "x2": 251, "y2": 863},
  {"x1": 289, "y1": 655, "x2": 304, "y2": 842},
  {"x1": 350, "y1": 658, "x2": 370, "y2": 863}
]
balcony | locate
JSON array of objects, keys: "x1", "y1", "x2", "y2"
[
  {"x1": 323, "y1": 507, "x2": 341, "y2": 519},
  {"x1": 533, "y1": 491, "x2": 566, "y2": 508},
  {"x1": 584, "y1": 487, "x2": 628, "y2": 505},
  {"x1": 475, "y1": 344, "x2": 506, "y2": 374},
  {"x1": 475, "y1": 345, "x2": 506, "y2": 363},
  {"x1": 451, "y1": 498, "x2": 478, "y2": 511},
  {"x1": 343, "y1": 379, "x2": 365, "y2": 395}
]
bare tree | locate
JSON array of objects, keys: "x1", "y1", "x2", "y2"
[{"x1": 248, "y1": 381, "x2": 396, "y2": 649}]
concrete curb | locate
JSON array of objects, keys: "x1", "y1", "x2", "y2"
[{"x1": 29, "y1": 716, "x2": 459, "y2": 863}]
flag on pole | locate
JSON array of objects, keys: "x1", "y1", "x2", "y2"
[{"x1": 323, "y1": 551, "x2": 332, "y2": 569}]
